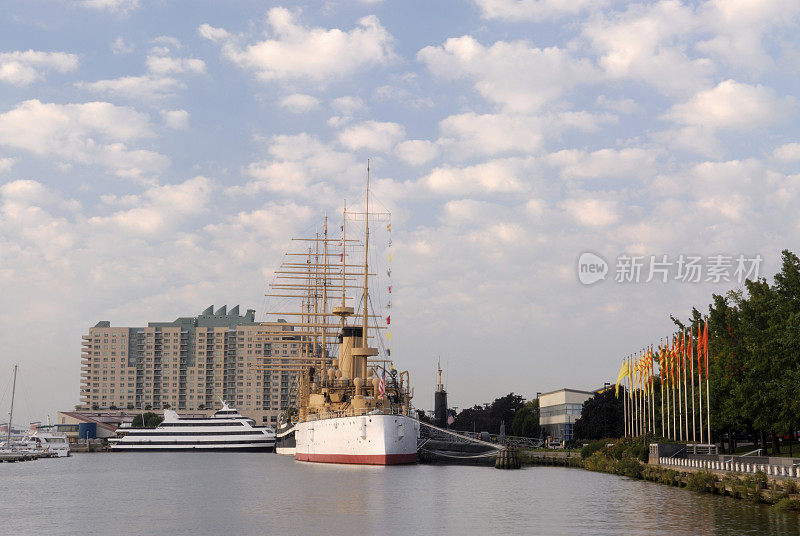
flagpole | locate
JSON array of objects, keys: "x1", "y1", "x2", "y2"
[
  {"x1": 637, "y1": 351, "x2": 642, "y2": 437},
  {"x1": 683, "y1": 330, "x2": 689, "y2": 442},
  {"x1": 660, "y1": 340, "x2": 665, "y2": 438},
  {"x1": 698, "y1": 321, "x2": 704, "y2": 444},
  {"x1": 651, "y1": 346, "x2": 656, "y2": 435},
  {"x1": 627, "y1": 355, "x2": 631, "y2": 437},
  {"x1": 631, "y1": 354, "x2": 642, "y2": 437},
  {"x1": 675, "y1": 335, "x2": 681, "y2": 441},
  {"x1": 625, "y1": 355, "x2": 630, "y2": 437},
  {"x1": 636, "y1": 353, "x2": 641, "y2": 437},
  {"x1": 623, "y1": 360, "x2": 627, "y2": 438},
  {"x1": 629, "y1": 355, "x2": 634, "y2": 437},
  {"x1": 666, "y1": 338, "x2": 672, "y2": 439},
  {"x1": 690, "y1": 327, "x2": 696, "y2": 443},
  {"x1": 642, "y1": 351, "x2": 646, "y2": 437},
  {"x1": 705, "y1": 317, "x2": 711, "y2": 446}
]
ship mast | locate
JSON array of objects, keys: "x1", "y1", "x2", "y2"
[
  {"x1": 362, "y1": 160, "x2": 370, "y2": 348},
  {"x1": 6, "y1": 364, "x2": 17, "y2": 449}
]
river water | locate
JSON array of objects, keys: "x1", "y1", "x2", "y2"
[{"x1": 2, "y1": 453, "x2": 798, "y2": 535}]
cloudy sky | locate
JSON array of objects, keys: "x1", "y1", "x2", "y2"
[{"x1": 1, "y1": 0, "x2": 799, "y2": 423}]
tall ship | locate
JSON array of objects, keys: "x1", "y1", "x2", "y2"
[
  {"x1": 108, "y1": 402, "x2": 276, "y2": 451},
  {"x1": 262, "y1": 164, "x2": 419, "y2": 465}
]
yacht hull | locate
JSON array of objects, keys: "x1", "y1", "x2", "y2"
[{"x1": 295, "y1": 414, "x2": 419, "y2": 465}]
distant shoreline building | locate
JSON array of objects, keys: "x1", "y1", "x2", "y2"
[
  {"x1": 538, "y1": 388, "x2": 595, "y2": 443},
  {"x1": 80, "y1": 306, "x2": 302, "y2": 425}
]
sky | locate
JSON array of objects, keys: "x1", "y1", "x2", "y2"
[{"x1": 1, "y1": 0, "x2": 800, "y2": 424}]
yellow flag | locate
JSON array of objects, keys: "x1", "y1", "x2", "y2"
[
  {"x1": 615, "y1": 360, "x2": 629, "y2": 397},
  {"x1": 386, "y1": 331, "x2": 391, "y2": 341}
]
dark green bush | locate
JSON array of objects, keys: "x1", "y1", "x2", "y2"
[
  {"x1": 581, "y1": 440, "x2": 605, "y2": 460},
  {"x1": 687, "y1": 471, "x2": 717, "y2": 492}
]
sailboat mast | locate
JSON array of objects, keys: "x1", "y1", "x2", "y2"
[
  {"x1": 6, "y1": 364, "x2": 17, "y2": 448},
  {"x1": 361, "y1": 161, "x2": 370, "y2": 347}
]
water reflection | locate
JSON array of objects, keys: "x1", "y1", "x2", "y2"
[{"x1": 1, "y1": 454, "x2": 798, "y2": 536}]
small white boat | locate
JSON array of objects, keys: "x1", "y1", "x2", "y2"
[
  {"x1": 109, "y1": 402, "x2": 276, "y2": 451},
  {"x1": 18, "y1": 430, "x2": 71, "y2": 457}
]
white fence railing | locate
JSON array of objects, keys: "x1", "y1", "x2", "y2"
[{"x1": 658, "y1": 456, "x2": 800, "y2": 478}]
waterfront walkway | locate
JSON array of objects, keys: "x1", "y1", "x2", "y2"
[{"x1": 657, "y1": 455, "x2": 800, "y2": 478}]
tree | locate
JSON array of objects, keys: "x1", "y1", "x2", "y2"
[
  {"x1": 574, "y1": 388, "x2": 623, "y2": 440},
  {"x1": 452, "y1": 393, "x2": 525, "y2": 435},
  {"x1": 132, "y1": 412, "x2": 163, "y2": 428},
  {"x1": 510, "y1": 400, "x2": 540, "y2": 438}
]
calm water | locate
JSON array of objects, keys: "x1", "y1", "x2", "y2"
[{"x1": 2, "y1": 453, "x2": 799, "y2": 535}]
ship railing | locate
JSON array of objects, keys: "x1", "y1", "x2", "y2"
[{"x1": 305, "y1": 407, "x2": 409, "y2": 421}]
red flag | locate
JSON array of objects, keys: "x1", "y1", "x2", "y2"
[
  {"x1": 703, "y1": 320, "x2": 709, "y2": 380},
  {"x1": 386, "y1": 315, "x2": 390, "y2": 325},
  {"x1": 697, "y1": 322, "x2": 704, "y2": 377}
]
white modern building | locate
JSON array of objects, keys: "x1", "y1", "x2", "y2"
[{"x1": 538, "y1": 388, "x2": 595, "y2": 443}]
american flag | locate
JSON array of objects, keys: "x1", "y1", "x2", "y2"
[{"x1": 377, "y1": 371, "x2": 386, "y2": 398}]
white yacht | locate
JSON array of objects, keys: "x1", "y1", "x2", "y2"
[
  {"x1": 109, "y1": 403, "x2": 276, "y2": 451},
  {"x1": 19, "y1": 429, "x2": 71, "y2": 457}
]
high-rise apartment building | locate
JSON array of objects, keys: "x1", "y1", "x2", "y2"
[{"x1": 80, "y1": 306, "x2": 302, "y2": 425}]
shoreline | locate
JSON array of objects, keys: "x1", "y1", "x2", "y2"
[{"x1": 518, "y1": 444, "x2": 800, "y2": 511}]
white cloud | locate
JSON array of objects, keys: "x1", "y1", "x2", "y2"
[
  {"x1": 474, "y1": 0, "x2": 604, "y2": 21},
  {"x1": 197, "y1": 23, "x2": 230, "y2": 43},
  {"x1": 0, "y1": 156, "x2": 16, "y2": 173},
  {"x1": 204, "y1": 8, "x2": 395, "y2": 84},
  {"x1": 110, "y1": 37, "x2": 134, "y2": 54},
  {"x1": 547, "y1": 148, "x2": 659, "y2": 180},
  {"x1": 664, "y1": 80, "x2": 795, "y2": 130},
  {"x1": 373, "y1": 84, "x2": 434, "y2": 109},
  {"x1": 81, "y1": 45, "x2": 204, "y2": 101},
  {"x1": 650, "y1": 123, "x2": 718, "y2": 158},
  {"x1": 237, "y1": 133, "x2": 361, "y2": 196},
  {"x1": 562, "y1": 196, "x2": 619, "y2": 226},
  {"x1": 161, "y1": 109, "x2": 190, "y2": 130},
  {"x1": 582, "y1": 1, "x2": 711, "y2": 96},
  {"x1": 332, "y1": 96, "x2": 366, "y2": 114},
  {"x1": 78, "y1": 75, "x2": 185, "y2": 100},
  {"x1": 697, "y1": 0, "x2": 800, "y2": 70},
  {"x1": 596, "y1": 95, "x2": 641, "y2": 114},
  {"x1": 89, "y1": 176, "x2": 214, "y2": 235},
  {"x1": 146, "y1": 54, "x2": 205, "y2": 75},
  {"x1": 418, "y1": 36, "x2": 598, "y2": 112},
  {"x1": 395, "y1": 140, "x2": 438, "y2": 166},
  {"x1": 0, "y1": 50, "x2": 79, "y2": 85},
  {"x1": 421, "y1": 159, "x2": 530, "y2": 195},
  {"x1": 81, "y1": 0, "x2": 140, "y2": 13},
  {"x1": 0, "y1": 99, "x2": 168, "y2": 179},
  {"x1": 278, "y1": 94, "x2": 320, "y2": 113},
  {"x1": 152, "y1": 36, "x2": 183, "y2": 49},
  {"x1": 436, "y1": 111, "x2": 616, "y2": 158},
  {"x1": 774, "y1": 143, "x2": 800, "y2": 162},
  {"x1": 337, "y1": 120, "x2": 405, "y2": 152}
]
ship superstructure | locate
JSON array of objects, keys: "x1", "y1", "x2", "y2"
[{"x1": 259, "y1": 164, "x2": 419, "y2": 465}]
